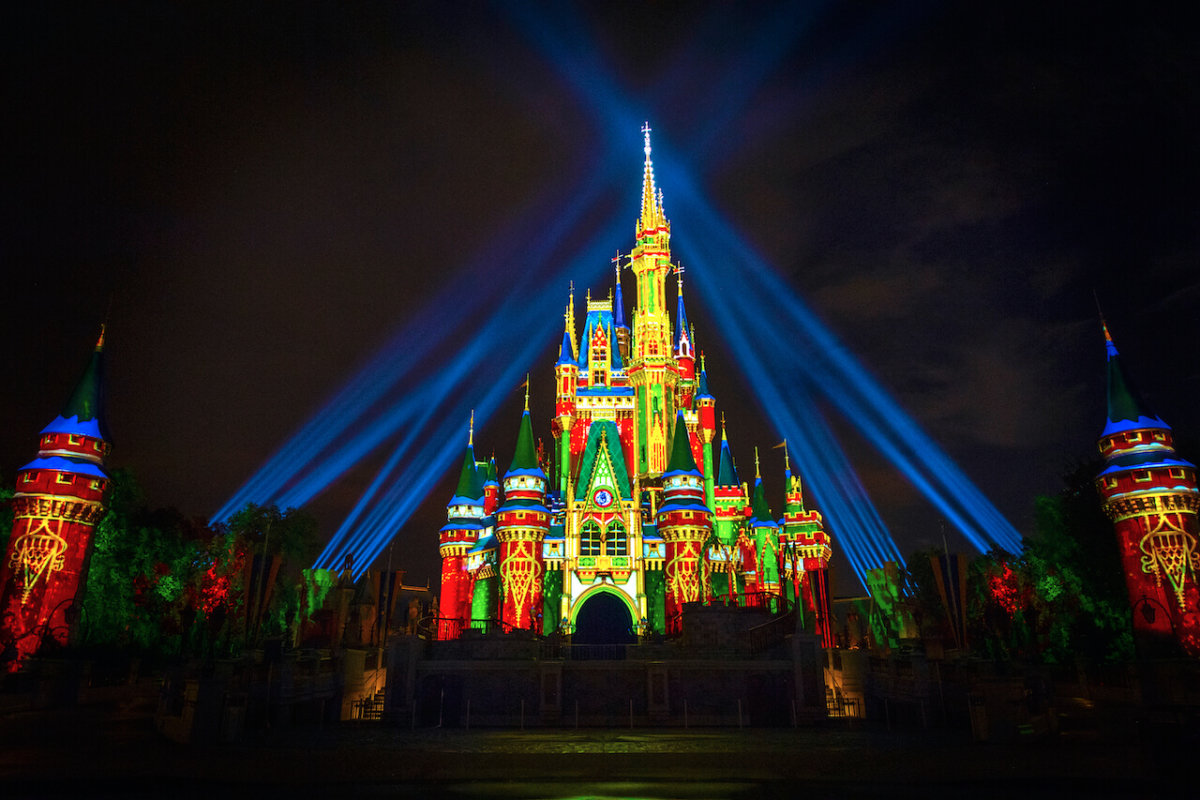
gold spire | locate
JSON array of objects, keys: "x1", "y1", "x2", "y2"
[
  {"x1": 754, "y1": 446, "x2": 761, "y2": 480},
  {"x1": 567, "y1": 282, "x2": 578, "y2": 361},
  {"x1": 524, "y1": 374, "x2": 530, "y2": 412},
  {"x1": 639, "y1": 122, "x2": 662, "y2": 232},
  {"x1": 469, "y1": 410, "x2": 475, "y2": 446},
  {"x1": 95, "y1": 324, "x2": 106, "y2": 351},
  {"x1": 721, "y1": 412, "x2": 727, "y2": 440}
]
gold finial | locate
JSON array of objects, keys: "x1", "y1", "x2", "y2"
[
  {"x1": 700, "y1": 351, "x2": 706, "y2": 373},
  {"x1": 782, "y1": 440, "x2": 790, "y2": 474},
  {"x1": 721, "y1": 412, "x2": 727, "y2": 440},
  {"x1": 754, "y1": 446, "x2": 761, "y2": 480},
  {"x1": 586, "y1": 287, "x2": 591, "y2": 304},
  {"x1": 674, "y1": 263, "x2": 685, "y2": 295},
  {"x1": 95, "y1": 324, "x2": 106, "y2": 351},
  {"x1": 524, "y1": 374, "x2": 530, "y2": 412},
  {"x1": 469, "y1": 410, "x2": 475, "y2": 446}
]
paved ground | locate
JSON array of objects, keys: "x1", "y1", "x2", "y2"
[{"x1": 0, "y1": 686, "x2": 1178, "y2": 799}]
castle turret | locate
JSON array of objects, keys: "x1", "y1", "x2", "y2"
[
  {"x1": 496, "y1": 403, "x2": 551, "y2": 632},
  {"x1": 437, "y1": 418, "x2": 485, "y2": 639},
  {"x1": 626, "y1": 123, "x2": 678, "y2": 477},
  {"x1": 779, "y1": 445, "x2": 834, "y2": 647},
  {"x1": 482, "y1": 457, "x2": 500, "y2": 516},
  {"x1": 1094, "y1": 320, "x2": 1200, "y2": 655},
  {"x1": 694, "y1": 356, "x2": 717, "y2": 508},
  {"x1": 748, "y1": 450, "x2": 781, "y2": 607},
  {"x1": 553, "y1": 294, "x2": 580, "y2": 499},
  {"x1": 673, "y1": 271, "x2": 696, "y2": 411},
  {"x1": 613, "y1": 261, "x2": 631, "y2": 363},
  {"x1": 657, "y1": 412, "x2": 712, "y2": 633},
  {"x1": 709, "y1": 419, "x2": 750, "y2": 601},
  {"x1": 1, "y1": 329, "x2": 111, "y2": 668}
]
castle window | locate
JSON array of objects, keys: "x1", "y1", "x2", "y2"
[
  {"x1": 67, "y1": 434, "x2": 81, "y2": 445},
  {"x1": 606, "y1": 519, "x2": 628, "y2": 556},
  {"x1": 90, "y1": 480, "x2": 101, "y2": 490},
  {"x1": 1128, "y1": 432, "x2": 1142, "y2": 442},
  {"x1": 23, "y1": 472, "x2": 36, "y2": 483},
  {"x1": 55, "y1": 473, "x2": 74, "y2": 485},
  {"x1": 1105, "y1": 478, "x2": 1118, "y2": 490},
  {"x1": 1134, "y1": 470, "x2": 1153, "y2": 483},
  {"x1": 1170, "y1": 468, "x2": 1187, "y2": 480},
  {"x1": 581, "y1": 520, "x2": 602, "y2": 557}
]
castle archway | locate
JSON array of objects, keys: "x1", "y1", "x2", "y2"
[{"x1": 571, "y1": 587, "x2": 637, "y2": 644}]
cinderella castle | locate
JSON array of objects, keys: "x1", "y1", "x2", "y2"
[{"x1": 435, "y1": 127, "x2": 835, "y2": 645}]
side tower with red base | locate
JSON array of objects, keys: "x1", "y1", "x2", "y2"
[
  {"x1": 657, "y1": 412, "x2": 712, "y2": 633},
  {"x1": 0, "y1": 330, "x2": 110, "y2": 669},
  {"x1": 496, "y1": 407, "x2": 550, "y2": 632},
  {"x1": 1095, "y1": 321, "x2": 1200, "y2": 655},
  {"x1": 780, "y1": 447, "x2": 834, "y2": 648},
  {"x1": 437, "y1": 423, "x2": 485, "y2": 639}
]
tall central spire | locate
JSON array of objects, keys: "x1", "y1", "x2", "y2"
[{"x1": 639, "y1": 122, "x2": 664, "y2": 233}]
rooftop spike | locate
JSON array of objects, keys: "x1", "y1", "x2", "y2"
[
  {"x1": 1101, "y1": 318, "x2": 1168, "y2": 435},
  {"x1": 469, "y1": 410, "x2": 474, "y2": 446},
  {"x1": 49, "y1": 328, "x2": 110, "y2": 440},
  {"x1": 639, "y1": 122, "x2": 661, "y2": 232}
]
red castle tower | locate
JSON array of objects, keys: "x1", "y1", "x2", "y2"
[
  {"x1": 495, "y1": 401, "x2": 550, "y2": 632},
  {"x1": 657, "y1": 412, "x2": 713, "y2": 632},
  {"x1": 437, "y1": 417, "x2": 484, "y2": 639},
  {"x1": 1, "y1": 329, "x2": 111, "y2": 668},
  {"x1": 1095, "y1": 320, "x2": 1200, "y2": 655}
]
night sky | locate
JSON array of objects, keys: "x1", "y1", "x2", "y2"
[{"x1": 4, "y1": 2, "x2": 1198, "y2": 589}]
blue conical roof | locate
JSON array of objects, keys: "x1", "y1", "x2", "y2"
[
  {"x1": 557, "y1": 329, "x2": 577, "y2": 366},
  {"x1": 717, "y1": 436, "x2": 739, "y2": 487},
  {"x1": 614, "y1": 275, "x2": 628, "y2": 330},
  {"x1": 675, "y1": 291, "x2": 690, "y2": 353}
]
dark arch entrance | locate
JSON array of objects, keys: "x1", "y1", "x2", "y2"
[{"x1": 573, "y1": 591, "x2": 637, "y2": 644}]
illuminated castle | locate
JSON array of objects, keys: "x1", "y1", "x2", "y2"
[
  {"x1": 0, "y1": 329, "x2": 110, "y2": 668},
  {"x1": 1095, "y1": 321, "x2": 1200, "y2": 655},
  {"x1": 438, "y1": 128, "x2": 834, "y2": 643}
]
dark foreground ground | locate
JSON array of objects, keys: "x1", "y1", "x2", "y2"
[{"x1": 0, "y1": 683, "x2": 1183, "y2": 799}]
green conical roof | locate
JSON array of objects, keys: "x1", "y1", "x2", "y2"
[
  {"x1": 452, "y1": 444, "x2": 484, "y2": 501},
  {"x1": 665, "y1": 412, "x2": 699, "y2": 474},
  {"x1": 43, "y1": 329, "x2": 109, "y2": 440},
  {"x1": 508, "y1": 410, "x2": 541, "y2": 474},
  {"x1": 750, "y1": 478, "x2": 775, "y2": 525},
  {"x1": 1102, "y1": 322, "x2": 1168, "y2": 435}
]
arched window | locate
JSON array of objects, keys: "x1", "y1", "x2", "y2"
[
  {"x1": 606, "y1": 519, "x2": 627, "y2": 556},
  {"x1": 581, "y1": 520, "x2": 602, "y2": 556}
]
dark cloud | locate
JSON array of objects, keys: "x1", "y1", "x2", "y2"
[{"x1": 3, "y1": 2, "x2": 1199, "y2": 583}]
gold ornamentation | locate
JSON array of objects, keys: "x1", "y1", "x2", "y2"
[
  {"x1": 1139, "y1": 514, "x2": 1200, "y2": 609},
  {"x1": 9, "y1": 517, "x2": 70, "y2": 602},
  {"x1": 501, "y1": 539, "x2": 543, "y2": 628}
]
